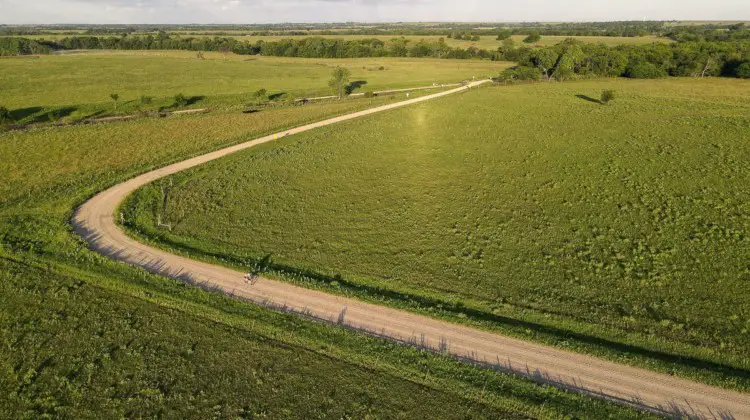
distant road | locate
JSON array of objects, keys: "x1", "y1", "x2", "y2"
[
  {"x1": 297, "y1": 83, "x2": 463, "y2": 102},
  {"x1": 73, "y1": 80, "x2": 750, "y2": 418}
]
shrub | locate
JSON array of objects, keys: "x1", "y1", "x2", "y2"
[
  {"x1": 174, "y1": 93, "x2": 188, "y2": 108},
  {"x1": 140, "y1": 95, "x2": 153, "y2": 105},
  {"x1": 624, "y1": 62, "x2": 667, "y2": 79},
  {"x1": 253, "y1": 88, "x2": 268, "y2": 101},
  {"x1": 0, "y1": 106, "x2": 10, "y2": 124},
  {"x1": 379, "y1": 66, "x2": 385, "y2": 71},
  {"x1": 364, "y1": 91, "x2": 375, "y2": 98},
  {"x1": 737, "y1": 62, "x2": 750, "y2": 79},
  {"x1": 600, "y1": 90, "x2": 616, "y2": 104}
]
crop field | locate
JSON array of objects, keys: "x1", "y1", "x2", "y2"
[
  {"x1": 0, "y1": 88, "x2": 648, "y2": 417},
  {"x1": 0, "y1": 51, "x2": 509, "y2": 110},
  {"x1": 122, "y1": 78, "x2": 750, "y2": 388}
]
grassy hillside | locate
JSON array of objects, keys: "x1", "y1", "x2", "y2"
[
  {"x1": 122, "y1": 78, "x2": 750, "y2": 389},
  {"x1": 0, "y1": 91, "x2": 647, "y2": 418}
]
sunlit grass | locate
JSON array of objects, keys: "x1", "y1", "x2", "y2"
[{"x1": 123, "y1": 78, "x2": 750, "y2": 388}]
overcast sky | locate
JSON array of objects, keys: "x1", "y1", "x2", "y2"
[{"x1": 1, "y1": 0, "x2": 748, "y2": 25}]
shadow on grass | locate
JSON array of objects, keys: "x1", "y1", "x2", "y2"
[
  {"x1": 576, "y1": 94, "x2": 602, "y2": 105},
  {"x1": 9, "y1": 107, "x2": 43, "y2": 121},
  {"x1": 268, "y1": 92, "x2": 287, "y2": 101},
  {"x1": 10, "y1": 106, "x2": 79, "y2": 124},
  {"x1": 163, "y1": 96, "x2": 206, "y2": 111},
  {"x1": 346, "y1": 80, "x2": 368, "y2": 95},
  {"x1": 119, "y1": 226, "x2": 750, "y2": 386}
]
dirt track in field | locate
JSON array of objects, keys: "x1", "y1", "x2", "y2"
[{"x1": 73, "y1": 80, "x2": 750, "y2": 418}]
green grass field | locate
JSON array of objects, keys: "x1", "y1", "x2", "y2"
[
  {"x1": 0, "y1": 81, "x2": 648, "y2": 417},
  {"x1": 122, "y1": 78, "x2": 750, "y2": 389},
  {"x1": 0, "y1": 51, "x2": 509, "y2": 110},
  {"x1": 3, "y1": 255, "x2": 651, "y2": 419}
]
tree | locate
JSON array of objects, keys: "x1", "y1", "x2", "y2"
[
  {"x1": 496, "y1": 30, "x2": 513, "y2": 41},
  {"x1": 328, "y1": 66, "x2": 352, "y2": 99},
  {"x1": 624, "y1": 62, "x2": 667, "y2": 79},
  {"x1": 110, "y1": 93, "x2": 120, "y2": 110},
  {"x1": 552, "y1": 44, "x2": 584, "y2": 81},
  {"x1": 523, "y1": 31, "x2": 541, "y2": 44},
  {"x1": 600, "y1": 90, "x2": 616, "y2": 104},
  {"x1": 496, "y1": 66, "x2": 542, "y2": 83},
  {"x1": 736, "y1": 62, "x2": 750, "y2": 78},
  {"x1": 531, "y1": 49, "x2": 559, "y2": 80}
]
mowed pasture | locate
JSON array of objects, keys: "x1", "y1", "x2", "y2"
[
  {"x1": 123, "y1": 78, "x2": 750, "y2": 386},
  {"x1": 0, "y1": 68, "x2": 648, "y2": 418},
  {"x1": 0, "y1": 51, "x2": 510, "y2": 109}
]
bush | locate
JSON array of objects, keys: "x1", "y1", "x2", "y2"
[
  {"x1": 624, "y1": 62, "x2": 667, "y2": 79},
  {"x1": 737, "y1": 62, "x2": 750, "y2": 79},
  {"x1": 600, "y1": 90, "x2": 616, "y2": 104},
  {"x1": 173, "y1": 93, "x2": 188, "y2": 108},
  {"x1": 253, "y1": 88, "x2": 268, "y2": 101},
  {"x1": 139, "y1": 95, "x2": 153, "y2": 105},
  {"x1": 363, "y1": 91, "x2": 376, "y2": 98},
  {"x1": 0, "y1": 106, "x2": 11, "y2": 124},
  {"x1": 378, "y1": 66, "x2": 385, "y2": 71}
]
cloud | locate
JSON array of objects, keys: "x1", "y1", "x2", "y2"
[{"x1": 0, "y1": 0, "x2": 748, "y2": 24}]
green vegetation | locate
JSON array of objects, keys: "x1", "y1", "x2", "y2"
[
  {"x1": 0, "y1": 52, "x2": 509, "y2": 111},
  {"x1": 0, "y1": 255, "x2": 653, "y2": 419},
  {"x1": 500, "y1": 38, "x2": 750, "y2": 80},
  {"x1": 0, "y1": 86, "x2": 651, "y2": 417},
  {"x1": 109, "y1": 93, "x2": 119, "y2": 110},
  {"x1": 329, "y1": 66, "x2": 352, "y2": 98},
  {"x1": 123, "y1": 78, "x2": 750, "y2": 390},
  {"x1": 600, "y1": 89, "x2": 616, "y2": 104},
  {"x1": 738, "y1": 62, "x2": 750, "y2": 78},
  {"x1": 0, "y1": 106, "x2": 10, "y2": 124},
  {"x1": 523, "y1": 32, "x2": 542, "y2": 44}
]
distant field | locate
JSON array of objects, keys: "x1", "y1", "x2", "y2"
[
  {"x1": 0, "y1": 51, "x2": 509, "y2": 110},
  {"x1": 123, "y1": 78, "x2": 750, "y2": 388},
  {"x1": 3, "y1": 33, "x2": 673, "y2": 50},
  {"x1": 171, "y1": 33, "x2": 673, "y2": 49}
]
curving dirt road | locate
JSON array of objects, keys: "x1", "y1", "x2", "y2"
[{"x1": 73, "y1": 80, "x2": 750, "y2": 418}]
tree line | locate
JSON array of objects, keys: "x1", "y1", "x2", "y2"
[
  {"x1": 497, "y1": 39, "x2": 750, "y2": 82},
  {"x1": 0, "y1": 35, "x2": 494, "y2": 60},
  {"x1": 2, "y1": 33, "x2": 749, "y2": 81}
]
